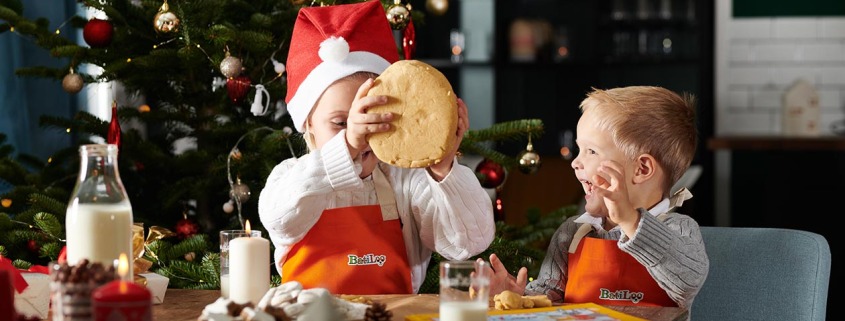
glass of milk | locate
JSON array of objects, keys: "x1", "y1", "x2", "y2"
[
  {"x1": 220, "y1": 229, "x2": 262, "y2": 298},
  {"x1": 439, "y1": 260, "x2": 490, "y2": 321}
]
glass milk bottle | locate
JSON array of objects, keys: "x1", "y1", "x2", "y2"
[{"x1": 65, "y1": 144, "x2": 134, "y2": 268}]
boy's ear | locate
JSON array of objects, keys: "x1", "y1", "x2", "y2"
[{"x1": 632, "y1": 154, "x2": 657, "y2": 184}]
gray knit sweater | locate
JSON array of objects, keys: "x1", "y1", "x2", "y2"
[{"x1": 525, "y1": 208, "x2": 709, "y2": 309}]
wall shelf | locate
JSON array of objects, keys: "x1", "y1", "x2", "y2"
[{"x1": 708, "y1": 136, "x2": 845, "y2": 151}]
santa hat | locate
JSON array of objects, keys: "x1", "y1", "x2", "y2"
[{"x1": 286, "y1": 0, "x2": 399, "y2": 132}]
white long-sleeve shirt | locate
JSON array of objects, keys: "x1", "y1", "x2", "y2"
[{"x1": 258, "y1": 130, "x2": 495, "y2": 293}]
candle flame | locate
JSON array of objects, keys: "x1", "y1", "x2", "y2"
[
  {"x1": 118, "y1": 253, "x2": 129, "y2": 279},
  {"x1": 245, "y1": 220, "x2": 251, "y2": 234}
]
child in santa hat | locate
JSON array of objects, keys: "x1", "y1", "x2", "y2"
[{"x1": 257, "y1": 0, "x2": 494, "y2": 294}]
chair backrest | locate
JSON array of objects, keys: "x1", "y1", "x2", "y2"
[{"x1": 692, "y1": 227, "x2": 831, "y2": 321}]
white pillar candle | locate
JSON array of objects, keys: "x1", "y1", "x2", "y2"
[{"x1": 228, "y1": 221, "x2": 270, "y2": 304}]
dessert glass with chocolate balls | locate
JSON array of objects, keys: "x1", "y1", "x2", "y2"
[{"x1": 49, "y1": 259, "x2": 116, "y2": 321}]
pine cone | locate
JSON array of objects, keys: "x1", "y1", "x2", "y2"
[{"x1": 364, "y1": 302, "x2": 393, "y2": 321}]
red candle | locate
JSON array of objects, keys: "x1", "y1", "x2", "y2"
[{"x1": 92, "y1": 253, "x2": 152, "y2": 321}]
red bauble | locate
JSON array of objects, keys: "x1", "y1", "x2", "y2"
[
  {"x1": 175, "y1": 216, "x2": 200, "y2": 239},
  {"x1": 226, "y1": 76, "x2": 252, "y2": 104},
  {"x1": 476, "y1": 158, "x2": 506, "y2": 189},
  {"x1": 27, "y1": 239, "x2": 40, "y2": 253},
  {"x1": 83, "y1": 18, "x2": 114, "y2": 48}
]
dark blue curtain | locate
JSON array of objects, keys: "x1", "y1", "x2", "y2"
[{"x1": 0, "y1": 1, "x2": 78, "y2": 159}]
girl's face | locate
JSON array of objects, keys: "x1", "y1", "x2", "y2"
[
  {"x1": 570, "y1": 110, "x2": 632, "y2": 217},
  {"x1": 308, "y1": 77, "x2": 378, "y2": 177}
]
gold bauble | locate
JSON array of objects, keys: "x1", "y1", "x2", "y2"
[
  {"x1": 153, "y1": 1, "x2": 180, "y2": 33},
  {"x1": 518, "y1": 148, "x2": 541, "y2": 174},
  {"x1": 386, "y1": 1, "x2": 411, "y2": 30},
  {"x1": 426, "y1": 0, "x2": 449, "y2": 16}
]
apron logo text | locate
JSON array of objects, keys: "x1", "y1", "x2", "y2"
[
  {"x1": 347, "y1": 254, "x2": 387, "y2": 267},
  {"x1": 599, "y1": 288, "x2": 644, "y2": 304}
]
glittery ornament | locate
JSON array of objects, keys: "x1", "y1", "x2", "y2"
[
  {"x1": 517, "y1": 139, "x2": 541, "y2": 174},
  {"x1": 62, "y1": 69, "x2": 84, "y2": 94},
  {"x1": 219, "y1": 53, "x2": 243, "y2": 78},
  {"x1": 226, "y1": 76, "x2": 251, "y2": 103},
  {"x1": 426, "y1": 0, "x2": 449, "y2": 16},
  {"x1": 476, "y1": 158, "x2": 506, "y2": 189},
  {"x1": 230, "y1": 178, "x2": 251, "y2": 203},
  {"x1": 386, "y1": 0, "x2": 412, "y2": 30},
  {"x1": 153, "y1": 0, "x2": 180, "y2": 33},
  {"x1": 83, "y1": 18, "x2": 114, "y2": 48},
  {"x1": 175, "y1": 215, "x2": 200, "y2": 239}
]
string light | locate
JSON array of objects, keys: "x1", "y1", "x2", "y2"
[
  {"x1": 66, "y1": 128, "x2": 71, "y2": 133},
  {"x1": 225, "y1": 126, "x2": 293, "y2": 228},
  {"x1": 54, "y1": 16, "x2": 73, "y2": 35},
  {"x1": 126, "y1": 58, "x2": 132, "y2": 63},
  {"x1": 152, "y1": 36, "x2": 181, "y2": 49}
]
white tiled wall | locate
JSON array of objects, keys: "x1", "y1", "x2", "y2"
[{"x1": 715, "y1": 0, "x2": 845, "y2": 136}]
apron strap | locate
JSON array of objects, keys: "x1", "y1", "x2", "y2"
[
  {"x1": 667, "y1": 187, "x2": 693, "y2": 213},
  {"x1": 372, "y1": 165, "x2": 399, "y2": 221},
  {"x1": 568, "y1": 223, "x2": 595, "y2": 254}
]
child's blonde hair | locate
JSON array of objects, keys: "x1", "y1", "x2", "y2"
[
  {"x1": 302, "y1": 71, "x2": 379, "y2": 151},
  {"x1": 579, "y1": 86, "x2": 697, "y2": 196}
]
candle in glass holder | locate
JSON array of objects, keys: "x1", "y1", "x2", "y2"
[
  {"x1": 92, "y1": 253, "x2": 152, "y2": 321},
  {"x1": 229, "y1": 220, "x2": 270, "y2": 304}
]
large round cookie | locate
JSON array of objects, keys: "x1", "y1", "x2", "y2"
[{"x1": 366, "y1": 60, "x2": 458, "y2": 168}]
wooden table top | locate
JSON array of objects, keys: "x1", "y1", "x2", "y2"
[{"x1": 154, "y1": 289, "x2": 689, "y2": 321}]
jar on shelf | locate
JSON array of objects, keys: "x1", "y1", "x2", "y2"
[{"x1": 65, "y1": 144, "x2": 134, "y2": 268}]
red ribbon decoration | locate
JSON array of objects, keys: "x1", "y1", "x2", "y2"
[
  {"x1": 403, "y1": 19, "x2": 416, "y2": 60},
  {"x1": 0, "y1": 254, "x2": 54, "y2": 294},
  {"x1": 0, "y1": 255, "x2": 28, "y2": 294}
]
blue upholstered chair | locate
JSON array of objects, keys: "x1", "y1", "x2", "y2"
[{"x1": 692, "y1": 227, "x2": 831, "y2": 321}]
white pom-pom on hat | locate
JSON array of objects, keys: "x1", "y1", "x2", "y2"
[{"x1": 318, "y1": 36, "x2": 350, "y2": 63}]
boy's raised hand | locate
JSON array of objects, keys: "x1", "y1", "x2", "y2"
[
  {"x1": 346, "y1": 78, "x2": 394, "y2": 157},
  {"x1": 592, "y1": 160, "x2": 640, "y2": 236},
  {"x1": 428, "y1": 97, "x2": 469, "y2": 181},
  {"x1": 483, "y1": 253, "x2": 528, "y2": 297}
]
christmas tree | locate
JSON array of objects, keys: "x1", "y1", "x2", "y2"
[{"x1": 0, "y1": 0, "x2": 564, "y2": 290}]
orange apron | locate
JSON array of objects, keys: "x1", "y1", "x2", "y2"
[
  {"x1": 281, "y1": 166, "x2": 413, "y2": 294},
  {"x1": 563, "y1": 214, "x2": 678, "y2": 307}
]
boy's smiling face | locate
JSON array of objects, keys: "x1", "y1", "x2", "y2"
[{"x1": 571, "y1": 109, "x2": 633, "y2": 218}]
